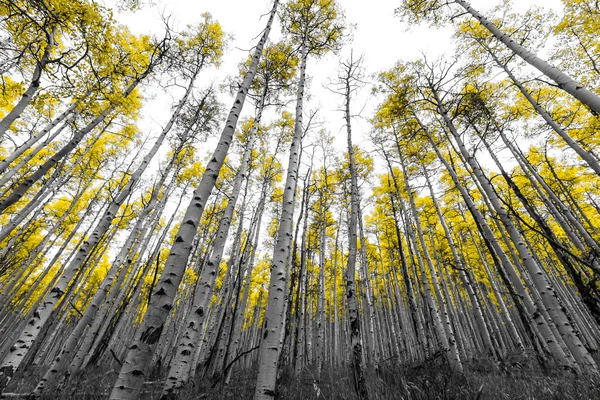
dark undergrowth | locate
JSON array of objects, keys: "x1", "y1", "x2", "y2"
[{"x1": 4, "y1": 360, "x2": 600, "y2": 399}]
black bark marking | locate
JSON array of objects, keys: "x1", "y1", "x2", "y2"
[{"x1": 140, "y1": 324, "x2": 164, "y2": 345}]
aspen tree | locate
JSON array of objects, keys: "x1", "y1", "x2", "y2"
[
  {"x1": 0, "y1": 45, "x2": 161, "y2": 214},
  {"x1": 337, "y1": 51, "x2": 369, "y2": 398},
  {"x1": 0, "y1": 70, "x2": 159, "y2": 388},
  {"x1": 398, "y1": 0, "x2": 600, "y2": 114},
  {"x1": 399, "y1": 153, "x2": 463, "y2": 372},
  {"x1": 426, "y1": 76, "x2": 597, "y2": 372},
  {"x1": 161, "y1": 126, "x2": 256, "y2": 398},
  {"x1": 254, "y1": 1, "x2": 344, "y2": 397},
  {"x1": 109, "y1": 3, "x2": 279, "y2": 398},
  {"x1": 423, "y1": 167, "x2": 496, "y2": 358}
]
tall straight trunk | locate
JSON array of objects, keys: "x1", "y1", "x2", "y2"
[
  {"x1": 284, "y1": 168, "x2": 309, "y2": 372},
  {"x1": 83, "y1": 193, "x2": 180, "y2": 371},
  {"x1": 0, "y1": 171, "x2": 94, "y2": 306},
  {"x1": 74, "y1": 175, "x2": 180, "y2": 373},
  {"x1": 161, "y1": 123, "x2": 257, "y2": 398},
  {"x1": 331, "y1": 216, "x2": 340, "y2": 367},
  {"x1": 253, "y1": 44, "x2": 306, "y2": 400},
  {"x1": 455, "y1": 0, "x2": 600, "y2": 114},
  {"x1": 358, "y1": 204, "x2": 377, "y2": 367},
  {"x1": 110, "y1": 4, "x2": 278, "y2": 398},
  {"x1": 399, "y1": 152, "x2": 462, "y2": 371},
  {"x1": 0, "y1": 101, "x2": 79, "y2": 175},
  {"x1": 0, "y1": 122, "x2": 106, "y2": 244},
  {"x1": 476, "y1": 127, "x2": 600, "y2": 325},
  {"x1": 294, "y1": 174, "x2": 312, "y2": 376},
  {"x1": 342, "y1": 58, "x2": 368, "y2": 400},
  {"x1": 0, "y1": 74, "x2": 189, "y2": 386},
  {"x1": 381, "y1": 151, "x2": 425, "y2": 356},
  {"x1": 316, "y1": 197, "x2": 327, "y2": 373},
  {"x1": 32, "y1": 151, "x2": 182, "y2": 396},
  {"x1": 0, "y1": 160, "x2": 67, "y2": 244},
  {"x1": 0, "y1": 110, "x2": 78, "y2": 191},
  {"x1": 224, "y1": 194, "x2": 267, "y2": 384},
  {"x1": 0, "y1": 27, "x2": 56, "y2": 141}
]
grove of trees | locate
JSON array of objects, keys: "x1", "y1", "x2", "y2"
[{"x1": 0, "y1": 0, "x2": 599, "y2": 399}]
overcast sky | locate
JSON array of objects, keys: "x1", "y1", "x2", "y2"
[{"x1": 101, "y1": 0, "x2": 564, "y2": 178}]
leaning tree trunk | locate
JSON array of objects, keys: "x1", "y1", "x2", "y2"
[
  {"x1": 0, "y1": 78, "x2": 141, "y2": 214},
  {"x1": 433, "y1": 93, "x2": 598, "y2": 372},
  {"x1": 454, "y1": 0, "x2": 600, "y2": 115},
  {"x1": 423, "y1": 168, "x2": 497, "y2": 359},
  {"x1": 412, "y1": 108, "x2": 570, "y2": 367},
  {"x1": 0, "y1": 27, "x2": 56, "y2": 142},
  {"x1": 109, "y1": 3, "x2": 279, "y2": 399},
  {"x1": 483, "y1": 45, "x2": 600, "y2": 176},
  {"x1": 0, "y1": 100, "x2": 79, "y2": 175},
  {"x1": 31, "y1": 148, "x2": 185, "y2": 397},
  {"x1": 400, "y1": 156, "x2": 462, "y2": 372},
  {"x1": 0, "y1": 73, "x2": 189, "y2": 390}
]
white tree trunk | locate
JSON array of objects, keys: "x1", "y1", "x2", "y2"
[
  {"x1": 254, "y1": 46, "x2": 307, "y2": 400},
  {"x1": 455, "y1": 0, "x2": 600, "y2": 114},
  {"x1": 109, "y1": 3, "x2": 278, "y2": 398}
]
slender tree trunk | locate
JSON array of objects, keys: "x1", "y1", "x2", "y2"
[
  {"x1": 161, "y1": 124, "x2": 257, "y2": 398},
  {"x1": 109, "y1": 4, "x2": 278, "y2": 398},
  {"x1": 483, "y1": 46, "x2": 600, "y2": 176},
  {"x1": 0, "y1": 27, "x2": 56, "y2": 141},
  {"x1": 423, "y1": 167, "x2": 496, "y2": 359},
  {"x1": 0, "y1": 101, "x2": 79, "y2": 175},
  {"x1": 342, "y1": 56, "x2": 368, "y2": 400},
  {"x1": 254, "y1": 45, "x2": 307, "y2": 400},
  {"x1": 455, "y1": 0, "x2": 600, "y2": 114},
  {"x1": 0, "y1": 79, "x2": 141, "y2": 214},
  {"x1": 433, "y1": 94, "x2": 597, "y2": 372}
]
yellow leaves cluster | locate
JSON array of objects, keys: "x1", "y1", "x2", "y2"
[
  {"x1": 0, "y1": 77, "x2": 24, "y2": 119},
  {"x1": 281, "y1": 0, "x2": 345, "y2": 57},
  {"x1": 176, "y1": 13, "x2": 225, "y2": 69}
]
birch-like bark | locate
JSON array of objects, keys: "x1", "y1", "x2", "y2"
[
  {"x1": 224, "y1": 194, "x2": 266, "y2": 384},
  {"x1": 316, "y1": 194, "x2": 327, "y2": 373},
  {"x1": 109, "y1": 4, "x2": 278, "y2": 398},
  {"x1": 0, "y1": 72, "x2": 186, "y2": 386},
  {"x1": 0, "y1": 79, "x2": 141, "y2": 213},
  {"x1": 401, "y1": 178, "x2": 455, "y2": 366},
  {"x1": 381, "y1": 151, "x2": 426, "y2": 358},
  {"x1": 0, "y1": 101, "x2": 79, "y2": 175},
  {"x1": 32, "y1": 151, "x2": 181, "y2": 396},
  {"x1": 342, "y1": 55, "x2": 368, "y2": 400},
  {"x1": 483, "y1": 45, "x2": 600, "y2": 176},
  {"x1": 161, "y1": 121, "x2": 258, "y2": 398},
  {"x1": 0, "y1": 110, "x2": 78, "y2": 191},
  {"x1": 294, "y1": 173, "x2": 311, "y2": 376},
  {"x1": 454, "y1": 0, "x2": 600, "y2": 114},
  {"x1": 477, "y1": 127, "x2": 600, "y2": 325},
  {"x1": 0, "y1": 27, "x2": 56, "y2": 141},
  {"x1": 413, "y1": 109, "x2": 568, "y2": 365},
  {"x1": 254, "y1": 45, "x2": 306, "y2": 400},
  {"x1": 433, "y1": 94, "x2": 597, "y2": 372}
]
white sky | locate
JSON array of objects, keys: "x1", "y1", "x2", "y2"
[{"x1": 100, "y1": 0, "x2": 564, "y2": 188}]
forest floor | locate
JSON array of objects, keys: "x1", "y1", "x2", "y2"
[{"x1": 5, "y1": 360, "x2": 600, "y2": 399}]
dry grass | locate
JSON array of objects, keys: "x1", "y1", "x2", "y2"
[{"x1": 4, "y1": 361, "x2": 600, "y2": 399}]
